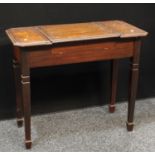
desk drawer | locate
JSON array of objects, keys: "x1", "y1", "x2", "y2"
[{"x1": 28, "y1": 40, "x2": 134, "y2": 68}]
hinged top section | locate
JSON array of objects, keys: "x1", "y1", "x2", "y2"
[
  {"x1": 101, "y1": 20, "x2": 148, "y2": 38},
  {"x1": 38, "y1": 22, "x2": 120, "y2": 43},
  {"x1": 6, "y1": 20, "x2": 148, "y2": 47},
  {"x1": 6, "y1": 27, "x2": 51, "y2": 47}
]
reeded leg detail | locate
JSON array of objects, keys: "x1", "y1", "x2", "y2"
[
  {"x1": 13, "y1": 59, "x2": 23, "y2": 127},
  {"x1": 109, "y1": 59, "x2": 119, "y2": 113}
]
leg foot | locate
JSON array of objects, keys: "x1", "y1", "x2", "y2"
[
  {"x1": 17, "y1": 118, "x2": 23, "y2": 127},
  {"x1": 109, "y1": 105, "x2": 115, "y2": 113},
  {"x1": 126, "y1": 122, "x2": 134, "y2": 131},
  {"x1": 25, "y1": 140, "x2": 32, "y2": 149}
]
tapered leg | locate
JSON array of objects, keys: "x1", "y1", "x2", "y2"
[
  {"x1": 127, "y1": 61, "x2": 139, "y2": 131},
  {"x1": 109, "y1": 59, "x2": 119, "y2": 113},
  {"x1": 21, "y1": 52, "x2": 32, "y2": 149},
  {"x1": 13, "y1": 59, "x2": 23, "y2": 127},
  {"x1": 127, "y1": 39, "x2": 141, "y2": 131}
]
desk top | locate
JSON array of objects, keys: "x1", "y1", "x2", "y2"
[{"x1": 6, "y1": 20, "x2": 148, "y2": 47}]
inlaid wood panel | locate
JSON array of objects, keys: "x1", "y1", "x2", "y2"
[
  {"x1": 102, "y1": 20, "x2": 148, "y2": 38},
  {"x1": 6, "y1": 27, "x2": 51, "y2": 47},
  {"x1": 38, "y1": 22, "x2": 120, "y2": 43}
]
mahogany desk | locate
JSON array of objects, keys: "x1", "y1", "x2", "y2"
[{"x1": 6, "y1": 20, "x2": 148, "y2": 149}]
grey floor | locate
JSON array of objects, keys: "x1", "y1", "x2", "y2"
[{"x1": 0, "y1": 98, "x2": 155, "y2": 152}]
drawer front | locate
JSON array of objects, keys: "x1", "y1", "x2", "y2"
[{"x1": 28, "y1": 40, "x2": 134, "y2": 68}]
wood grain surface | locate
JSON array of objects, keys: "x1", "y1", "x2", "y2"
[
  {"x1": 38, "y1": 22, "x2": 120, "y2": 43},
  {"x1": 102, "y1": 20, "x2": 148, "y2": 38},
  {"x1": 6, "y1": 27, "x2": 51, "y2": 47},
  {"x1": 6, "y1": 20, "x2": 148, "y2": 47}
]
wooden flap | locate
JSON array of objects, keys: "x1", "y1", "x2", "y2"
[
  {"x1": 38, "y1": 22, "x2": 120, "y2": 43},
  {"x1": 6, "y1": 27, "x2": 51, "y2": 47},
  {"x1": 101, "y1": 20, "x2": 148, "y2": 38}
]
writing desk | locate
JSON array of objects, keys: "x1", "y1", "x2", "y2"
[{"x1": 6, "y1": 20, "x2": 148, "y2": 149}]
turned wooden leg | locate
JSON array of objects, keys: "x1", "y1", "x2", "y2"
[
  {"x1": 21, "y1": 52, "x2": 32, "y2": 149},
  {"x1": 109, "y1": 59, "x2": 119, "y2": 113},
  {"x1": 13, "y1": 59, "x2": 23, "y2": 127},
  {"x1": 127, "y1": 39, "x2": 141, "y2": 131}
]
